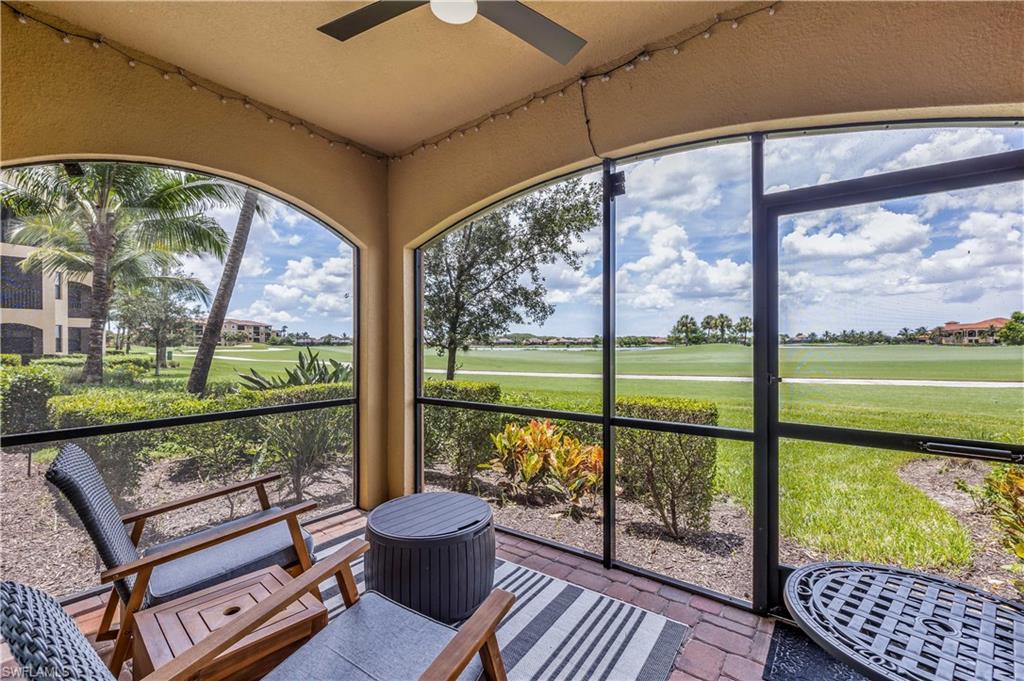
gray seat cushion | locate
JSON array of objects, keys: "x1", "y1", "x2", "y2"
[
  {"x1": 263, "y1": 591, "x2": 480, "y2": 681},
  {"x1": 146, "y1": 507, "x2": 315, "y2": 605}
]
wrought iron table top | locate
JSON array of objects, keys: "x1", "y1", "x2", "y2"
[{"x1": 784, "y1": 562, "x2": 1024, "y2": 681}]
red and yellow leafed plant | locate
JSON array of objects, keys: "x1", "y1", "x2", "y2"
[{"x1": 484, "y1": 419, "x2": 602, "y2": 518}]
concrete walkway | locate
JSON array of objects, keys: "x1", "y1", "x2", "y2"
[{"x1": 424, "y1": 368, "x2": 1023, "y2": 389}]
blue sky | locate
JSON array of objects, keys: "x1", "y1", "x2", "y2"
[
  {"x1": 184, "y1": 125, "x2": 1023, "y2": 339},
  {"x1": 183, "y1": 200, "x2": 355, "y2": 337},
  {"x1": 510, "y1": 125, "x2": 1024, "y2": 337}
]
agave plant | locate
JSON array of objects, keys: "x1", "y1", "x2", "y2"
[{"x1": 238, "y1": 348, "x2": 352, "y2": 389}]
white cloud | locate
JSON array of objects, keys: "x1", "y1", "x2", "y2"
[
  {"x1": 875, "y1": 128, "x2": 1011, "y2": 173},
  {"x1": 228, "y1": 300, "x2": 304, "y2": 324},
  {"x1": 782, "y1": 208, "x2": 930, "y2": 260}
]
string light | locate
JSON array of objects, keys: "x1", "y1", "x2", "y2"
[
  {"x1": 5, "y1": 3, "x2": 382, "y2": 160},
  {"x1": 290, "y1": 123, "x2": 298, "y2": 131},
  {"x1": 7, "y1": 1, "x2": 776, "y2": 163}
]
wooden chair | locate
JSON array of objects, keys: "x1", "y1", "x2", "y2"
[
  {"x1": 146, "y1": 539, "x2": 516, "y2": 681},
  {"x1": 0, "y1": 542, "x2": 514, "y2": 681},
  {"x1": 45, "y1": 443, "x2": 318, "y2": 676}
]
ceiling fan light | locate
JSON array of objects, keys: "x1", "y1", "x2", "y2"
[{"x1": 430, "y1": 0, "x2": 477, "y2": 25}]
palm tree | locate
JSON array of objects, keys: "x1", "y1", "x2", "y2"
[
  {"x1": 187, "y1": 188, "x2": 265, "y2": 394},
  {"x1": 716, "y1": 314, "x2": 733, "y2": 343},
  {"x1": 1, "y1": 163, "x2": 232, "y2": 382},
  {"x1": 670, "y1": 314, "x2": 699, "y2": 345},
  {"x1": 701, "y1": 315, "x2": 717, "y2": 341},
  {"x1": 735, "y1": 316, "x2": 753, "y2": 345}
]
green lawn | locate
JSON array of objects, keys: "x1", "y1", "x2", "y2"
[
  {"x1": 114, "y1": 342, "x2": 1020, "y2": 573},
  {"x1": 130, "y1": 344, "x2": 354, "y2": 384},
  {"x1": 422, "y1": 343, "x2": 1024, "y2": 381}
]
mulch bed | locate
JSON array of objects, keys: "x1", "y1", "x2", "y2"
[
  {"x1": 427, "y1": 457, "x2": 1019, "y2": 602},
  {"x1": 897, "y1": 457, "x2": 1018, "y2": 600},
  {"x1": 0, "y1": 449, "x2": 353, "y2": 598}
]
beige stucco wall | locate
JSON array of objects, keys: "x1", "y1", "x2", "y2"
[
  {"x1": 3, "y1": 2, "x2": 1022, "y2": 505},
  {"x1": 0, "y1": 8, "x2": 391, "y2": 507},
  {"x1": 384, "y1": 1, "x2": 1024, "y2": 497}
]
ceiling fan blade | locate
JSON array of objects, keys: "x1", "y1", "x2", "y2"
[
  {"x1": 477, "y1": 1, "x2": 586, "y2": 65},
  {"x1": 317, "y1": 1, "x2": 428, "y2": 41}
]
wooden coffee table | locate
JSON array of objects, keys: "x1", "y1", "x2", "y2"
[{"x1": 132, "y1": 565, "x2": 327, "y2": 680}]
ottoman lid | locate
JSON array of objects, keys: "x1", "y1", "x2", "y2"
[{"x1": 367, "y1": 492, "x2": 491, "y2": 541}]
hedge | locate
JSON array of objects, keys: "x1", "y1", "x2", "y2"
[
  {"x1": 615, "y1": 396, "x2": 718, "y2": 536},
  {"x1": 0, "y1": 364, "x2": 60, "y2": 435},
  {"x1": 47, "y1": 382, "x2": 353, "y2": 502},
  {"x1": 0, "y1": 354, "x2": 22, "y2": 367},
  {"x1": 422, "y1": 380, "x2": 501, "y2": 490}
]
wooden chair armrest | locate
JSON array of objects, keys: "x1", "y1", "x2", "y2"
[
  {"x1": 420, "y1": 589, "x2": 515, "y2": 681},
  {"x1": 146, "y1": 539, "x2": 370, "y2": 681},
  {"x1": 120, "y1": 474, "x2": 282, "y2": 524},
  {"x1": 101, "y1": 500, "x2": 317, "y2": 583}
]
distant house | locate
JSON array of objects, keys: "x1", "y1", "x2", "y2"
[
  {"x1": 545, "y1": 337, "x2": 571, "y2": 345},
  {"x1": 494, "y1": 338, "x2": 514, "y2": 345},
  {"x1": 524, "y1": 337, "x2": 545, "y2": 345},
  {"x1": 937, "y1": 318, "x2": 1009, "y2": 345},
  {"x1": 650, "y1": 336, "x2": 669, "y2": 345},
  {"x1": 193, "y1": 317, "x2": 277, "y2": 345}
]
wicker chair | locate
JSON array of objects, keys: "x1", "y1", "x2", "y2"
[
  {"x1": 45, "y1": 443, "x2": 318, "y2": 676},
  {"x1": 0, "y1": 580, "x2": 116, "y2": 681},
  {"x1": 2, "y1": 542, "x2": 515, "y2": 681}
]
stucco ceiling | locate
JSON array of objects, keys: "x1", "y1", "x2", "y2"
[{"x1": 30, "y1": 1, "x2": 743, "y2": 154}]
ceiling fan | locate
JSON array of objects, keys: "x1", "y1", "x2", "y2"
[{"x1": 317, "y1": 0, "x2": 587, "y2": 65}]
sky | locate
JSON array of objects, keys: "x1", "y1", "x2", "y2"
[
  {"x1": 180, "y1": 125, "x2": 1023, "y2": 339},
  {"x1": 505, "y1": 125, "x2": 1024, "y2": 337},
  {"x1": 182, "y1": 199, "x2": 355, "y2": 337}
]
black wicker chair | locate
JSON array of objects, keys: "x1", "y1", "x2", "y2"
[
  {"x1": 45, "y1": 443, "x2": 319, "y2": 676},
  {"x1": 1, "y1": 580, "x2": 116, "y2": 681}
]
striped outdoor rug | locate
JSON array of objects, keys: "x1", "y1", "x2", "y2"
[{"x1": 313, "y1": 534, "x2": 689, "y2": 681}]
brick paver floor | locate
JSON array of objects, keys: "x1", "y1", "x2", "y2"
[{"x1": 50, "y1": 508, "x2": 775, "y2": 680}]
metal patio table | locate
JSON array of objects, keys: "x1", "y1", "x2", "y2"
[
  {"x1": 784, "y1": 562, "x2": 1024, "y2": 681},
  {"x1": 364, "y1": 491, "x2": 495, "y2": 624}
]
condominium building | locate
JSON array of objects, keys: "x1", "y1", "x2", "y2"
[
  {"x1": 938, "y1": 318, "x2": 1010, "y2": 345},
  {"x1": 1, "y1": 208, "x2": 93, "y2": 356},
  {"x1": 192, "y1": 317, "x2": 277, "y2": 345}
]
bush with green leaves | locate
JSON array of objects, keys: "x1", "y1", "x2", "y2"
[
  {"x1": 47, "y1": 382, "x2": 354, "y2": 504},
  {"x1": 0, "y1": 364, "x2": 59, "y2": 434},
  {"x1": 422, "y1": 379, "x2": 501, "y2": 491},
  {"x1": 239, "y1": 348, "x2": 352, "y2": 389},
  {"x1": 615, "y1": 396, "x2": 718, "y2": 538},
  {"x1": 0, "y1": 354, "x2": 22, "y2": 367}
]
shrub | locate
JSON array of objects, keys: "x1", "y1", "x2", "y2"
[
  {"x1": 0, "y1": 364, "x2": 60, "y2": 434},
  {"x1": 0, "y1": 354, "x2": 22, "y2": 367},
  {"x1": 422, "y1": 380, "x2": 501, "y2": 491},
  {"x1": 46, "y1": 383, "x2": 353, "y2": 504},
  {"x1": 484, "y1": 418, "x2": 602, "y2": 517},
  {"x1": 239, "y1": 348, "x2": 352, "y2": 389},
  {"x1": 256, "y1": 406, "x2": 352, "y2": 502},
  {"x1": 615, "y1": 396, "x2": 718, "y2": 538},
  {"x1": 960, "y1": 463, "x2": 1024, "y2": 596}
]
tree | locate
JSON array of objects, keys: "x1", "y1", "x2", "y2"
[
  {"x1": 669, "y1": 314, "x2": 702, "y2": 346},
  {"x1": 701, "y1": 315, "x2": 717, "y2": 341},
  {"x1": 187, "y1": 188, "x2": 265, "y2": 394},
  {"x1": 1, "y1": 164, "x2": 232, "y2": 382},
  {"x1": 734, "y1": 316, "x2": 753, "y2": 345},
  {"x1": 112, "y1": 268, "x2": 208, "y2": 374},
  {"x1": 715, "y1": 314, "x2": 733, "y2": 343},
  {"x1": 998, "y1": 311, "x2": 1024, "y2": 346},
  {"x1": 423, "y1": 178, "x2": 600, "y2": 379}
]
